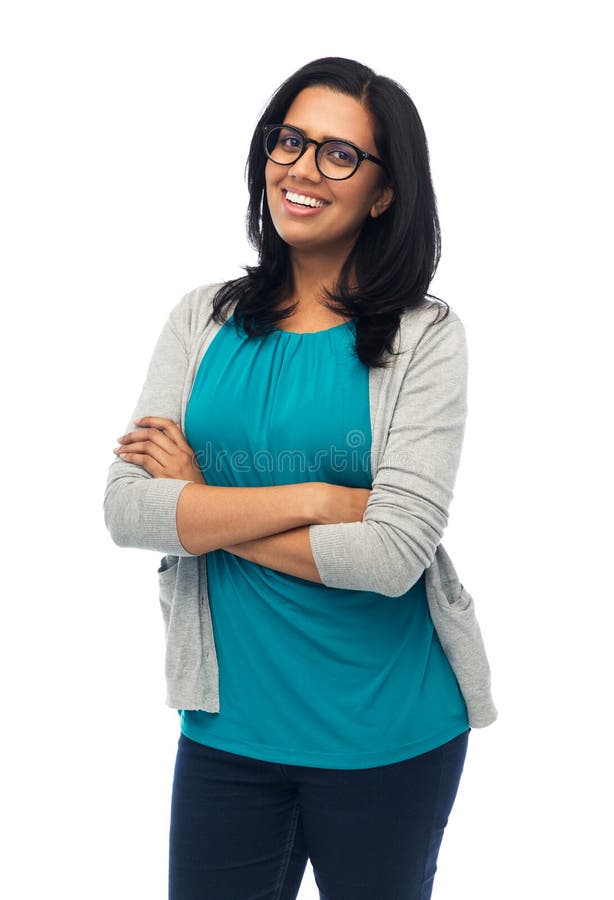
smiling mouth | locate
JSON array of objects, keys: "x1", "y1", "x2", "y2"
[{"x1": 283, "y1": 189, "x2": 330, "y2": 209}]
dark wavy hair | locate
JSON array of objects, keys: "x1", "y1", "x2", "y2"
[{"x1": 208, "y1": 56, "x2": 449, "y2": 368}]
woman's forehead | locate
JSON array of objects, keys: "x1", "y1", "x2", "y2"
[{"x1": 283, "y1": 86, "x2": 376, "y2": 148}]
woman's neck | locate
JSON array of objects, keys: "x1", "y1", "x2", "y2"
[{"x1": 287, "y1": 246, "x2": 354, "y2": 313}]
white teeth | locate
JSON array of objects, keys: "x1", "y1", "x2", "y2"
[{"x1": 285, "y1": 190, "x2": 327, "y2": 208}]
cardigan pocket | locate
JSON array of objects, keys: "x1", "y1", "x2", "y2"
[
  {"x1": 157, "y1": 554, "x2": 179, "y2": 634},
  {"x1": 424, "y1": 546, "x2": 498, "y2": 728}
]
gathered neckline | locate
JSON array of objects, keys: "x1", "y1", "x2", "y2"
[
  {"x1": 227, "y1": 312, "x2": 356, "y2": 337},
  {"x1": 271, "y1": 318, "x2": 355, "y2": 336}
]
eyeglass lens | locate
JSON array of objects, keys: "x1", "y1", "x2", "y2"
[{"x1": 265, "y1": 126, "x2": 359, "y2": 178}]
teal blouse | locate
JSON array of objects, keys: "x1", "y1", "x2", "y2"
[{"x1": 179, "y1": 313, "x2": 469, "y2": 769}]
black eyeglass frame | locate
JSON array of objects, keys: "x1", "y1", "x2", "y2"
[{"x1": 262, "y1": 123, "x2": 389, "y2": 181}]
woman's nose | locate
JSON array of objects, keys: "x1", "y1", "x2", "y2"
[{"x1": 287, "y1": 143, "x2": 322, "y2": 181}]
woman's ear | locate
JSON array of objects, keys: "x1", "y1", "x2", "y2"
[{"x1": 370, "y1": 183, "x2": 395, "y2": 218}]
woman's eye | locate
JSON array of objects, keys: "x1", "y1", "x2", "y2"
[{"x1": 326, "y1": 146, "x2": 357, "y2": 166}]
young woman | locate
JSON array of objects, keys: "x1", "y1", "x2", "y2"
[{"x1": 105, "y1": 56, "x2": 496, "y2": 900}]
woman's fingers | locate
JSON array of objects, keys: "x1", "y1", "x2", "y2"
[
  {"x1": 132, "y1": 416, "x2": 187, "y2": 446},
  {"x1": 114, "y1": 416, "x2": 205, "y2": 483},
  {"x1": 117, "y1": 426, "x2": 176, "y2": 450},
  {"x1": 113, "y1": 438, "x2": 168, "y2": 468},
  {"x1": 112, "y1": 449, "x2": 167, "y2": 478}
]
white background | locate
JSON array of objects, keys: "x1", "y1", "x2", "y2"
[{"x1": 2, "y1": 1, "x2": 612, "y2": 897}]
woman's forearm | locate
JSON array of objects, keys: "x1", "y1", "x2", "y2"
[
  {"x1": 222, "y1": 526, "x2": 323, "y2": 585},
  {"x1": 176, "y1": 481, "x2": 323, "y2": 555}
]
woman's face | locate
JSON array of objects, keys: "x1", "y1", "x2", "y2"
[{"x1": 264, "y1": 85, "x2": 394, "y2": 259}]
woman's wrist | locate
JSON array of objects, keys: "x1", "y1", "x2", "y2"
[{"x1": 302, "y1": 481, "x2": 329, "y2": 525}]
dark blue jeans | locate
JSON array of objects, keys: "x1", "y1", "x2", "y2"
[{"x1": 169, "y1": 728, "x2": 470, "y2": 900}]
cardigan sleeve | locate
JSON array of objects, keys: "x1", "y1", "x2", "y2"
[
  {"x1": 308, "y1": 311, "x2": 468, "y2": 597},
  {"x1": 103, "y1": 294, "x2": 199, "y2": 557}
]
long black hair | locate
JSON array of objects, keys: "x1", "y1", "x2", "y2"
[{"x1": 209, "y1": 56, "x2": 449, "y2": 369}]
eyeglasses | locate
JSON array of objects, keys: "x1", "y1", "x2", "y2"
[{"x1": 262, "y1": 123, "x2": 388, "y2": 181}]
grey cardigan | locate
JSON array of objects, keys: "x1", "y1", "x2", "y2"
[{"x1": 103, "y1": 282, "x2": 498, "y2": 728}]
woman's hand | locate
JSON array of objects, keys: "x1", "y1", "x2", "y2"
[{"x1": 113, "y1": 416, "x2": 207, "y2": 484}]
